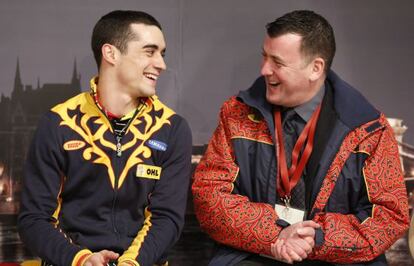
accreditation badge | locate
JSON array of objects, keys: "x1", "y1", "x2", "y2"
[{"x1": 275, "y1": 204, "x2": 305, "y2": 224}]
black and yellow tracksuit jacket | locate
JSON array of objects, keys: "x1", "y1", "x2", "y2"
[{"x1": 18, "y1": 78, "x2": 192, "y2": 266}]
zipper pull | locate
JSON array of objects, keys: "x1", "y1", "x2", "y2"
[{"x1": 116, "y1": 136, "x2": 122, "y2": 157}]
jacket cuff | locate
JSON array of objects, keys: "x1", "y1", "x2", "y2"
[
  {"x1": 118, "y1": 258, "x2": 139, "y2": 266},
  {"x1": 154, "y1": 262, "x2": 169, "y2": 266},
  {"x1": 314, "y1": 227, "x2": 325, "y2": 247},
  {"x1": 275, "y1": 219, "x2": 291, "y2": 228},
  {"x1": 71, "y1": 249, "x2": 93, "y2": 266}
]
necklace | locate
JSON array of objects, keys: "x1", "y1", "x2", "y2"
[{"x1": 112, "y1": 101, "x2": 145, "y2": 157}]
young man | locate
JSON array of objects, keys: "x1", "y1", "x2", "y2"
[
  {"x1": 18, "y1": 10, "x2": 192, "y2": 266},
  {"x1": 192, "y1": 10, "x2": 409, "y2": 265}
]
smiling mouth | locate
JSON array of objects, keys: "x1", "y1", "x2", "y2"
[
  {"x1": 144, "y1": 73, "x2": 159, "y2": 81},
  {"x1": 268, "y1": 81, "x2": 281, "y2": 87}
]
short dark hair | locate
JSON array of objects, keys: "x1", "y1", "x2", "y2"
[
  {"x1": 266, "y1": 10, "x2": 336, "y2": 72},
  {"x1": 91, "y1": 10, "x2": 162, "y2": 69}
]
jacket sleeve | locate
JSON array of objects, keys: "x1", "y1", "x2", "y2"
[
  {"x1": 192, "y1": 103, "x2": 281, "y2": 256},
  {"x1": 118, "y1": 116, "x2": 193, "y2": 266},
  {"x1": 18, "y1": 114, "x2": 91, "y2": 266},
  {"x1": 309, "y1": 121, "x2": 410, "y2": 263}
]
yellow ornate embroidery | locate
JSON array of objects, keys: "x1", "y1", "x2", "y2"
[{"x1": 52, "y1": 93, "x2": 174, "y2": 188}]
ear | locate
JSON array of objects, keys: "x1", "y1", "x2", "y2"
[
  {"x1": 309, "y1": 57, "x2": 325, "y2": 81},
  {"x1": 101, "y1": 44, "x2": 117, "y2": 66}
]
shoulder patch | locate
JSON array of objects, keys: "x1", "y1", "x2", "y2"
[
  {"x1": 147, "y1": 139, "x2": 167, "y2": 151},
  {"x1": 63, "y1": 140, "x2": 86, "y2": 151}
]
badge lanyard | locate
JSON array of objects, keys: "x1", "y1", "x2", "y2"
[{"x1": 273, "y1": 104, "x2": 321, "y2": 206}]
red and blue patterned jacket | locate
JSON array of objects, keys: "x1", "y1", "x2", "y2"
[{"x1": 192, "y1": 71, "x2": 409, "y2": 265}]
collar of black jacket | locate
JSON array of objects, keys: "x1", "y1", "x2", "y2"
[{"x1": 237, "y1": 70, "x2": 380, "y2": 131}]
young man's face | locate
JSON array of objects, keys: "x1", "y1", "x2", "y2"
[
  {"x1": 115, "y1": 23, "x2": 166, "y2": 98},
  {"x1": 260, "y1": 33, "x2": 318, "y2": 107}
]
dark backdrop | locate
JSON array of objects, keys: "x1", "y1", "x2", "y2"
[{"x1": 1, "y1": 0, "x2": 413, "y2": 144}]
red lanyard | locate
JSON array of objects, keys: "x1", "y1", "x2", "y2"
[
  {"x1": 93, "y1": 91, "x2": 121, "y2": 120},
  {"x1": 274, "y1": 104, "x2": 321, "y2": 202}
]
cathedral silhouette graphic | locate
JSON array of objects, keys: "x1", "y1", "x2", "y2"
[{"x1": 0, "y1": 59, "x2": 81, "y2": 205}]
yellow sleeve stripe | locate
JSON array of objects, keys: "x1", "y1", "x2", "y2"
[
  {"x1": 71, "y1": 249, "x2": 93, "y2": 266},
  {"x1": 117, "y1": 259, "x2": 139, "y2": 266},
  {"x1": 118, "y1": 207, "x2": 152, "y2": 262},
  {"x1": 361, "y1": 167, "x2": 375, "y2": 225},
  {"x1": 231, "y1": 136, "x2": 273, "y2": 145},
  {"x1": 52, "y1": 176, "x2": 65, "y2": 226}
]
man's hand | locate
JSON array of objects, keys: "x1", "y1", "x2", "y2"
[
  {"x1": 83, "y1": 250, "x2": 119, "y2": 266},
  {"x1": 271, "y1": 220, "x2": 320, "y2": 263}
]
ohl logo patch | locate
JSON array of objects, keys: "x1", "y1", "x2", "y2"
[
  {"x1": 63, "y1": 140, "x2": 86, "y2": 151},
  {"x1": 136, "y1": 164, "x2": 162, "y2": 180}
]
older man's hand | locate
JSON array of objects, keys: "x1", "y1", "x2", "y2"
[{"x1": 271, "y1": 220, "x2": 320, "y2": 264}]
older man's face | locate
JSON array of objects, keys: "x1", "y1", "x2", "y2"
[{"x1": 261, "y1": 33, "x2": 318, "y2": 107}]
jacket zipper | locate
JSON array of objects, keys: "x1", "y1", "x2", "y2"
[
  {"x1": 109, "y1": 103, "x2": 146, "y2": 237},
  {"x1": 112, "y1": 135, "x2": 122, "y2": 237},
  {"x1": 112, "y1": 174, "x2": 120, "y2": 236},
  {"x1": 116, "y1": 135, "x2": 122, "y2": 157},
  {"x1": 92, "y1": 95, "x2": 147, "y2": 237}
]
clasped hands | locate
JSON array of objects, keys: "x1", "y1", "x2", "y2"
[
  {"x1": 82, "y1": 221, "x2": 321, "y2": 265},
  {"x1": 271, "y1": 220, "x2": 320, "y2": 264}
]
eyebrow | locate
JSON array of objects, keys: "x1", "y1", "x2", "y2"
[
  {"x1": 143, "y1": 44, "x2": 166, "y2": 54},
  {"x1": 262, "y1": 48, "x2": 285, "y2": 64}
]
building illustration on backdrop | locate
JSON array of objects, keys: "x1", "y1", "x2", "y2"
[{"x1": 0, "y1": 59, "x2": 81, "y2": 209}]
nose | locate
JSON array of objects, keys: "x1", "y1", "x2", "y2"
[
  {"x1": 260, "y1": 58, "x2": 272, "y2": 76},
  {"x1": 155, "y1": 54, "x2": 167, "y2": 71}
]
